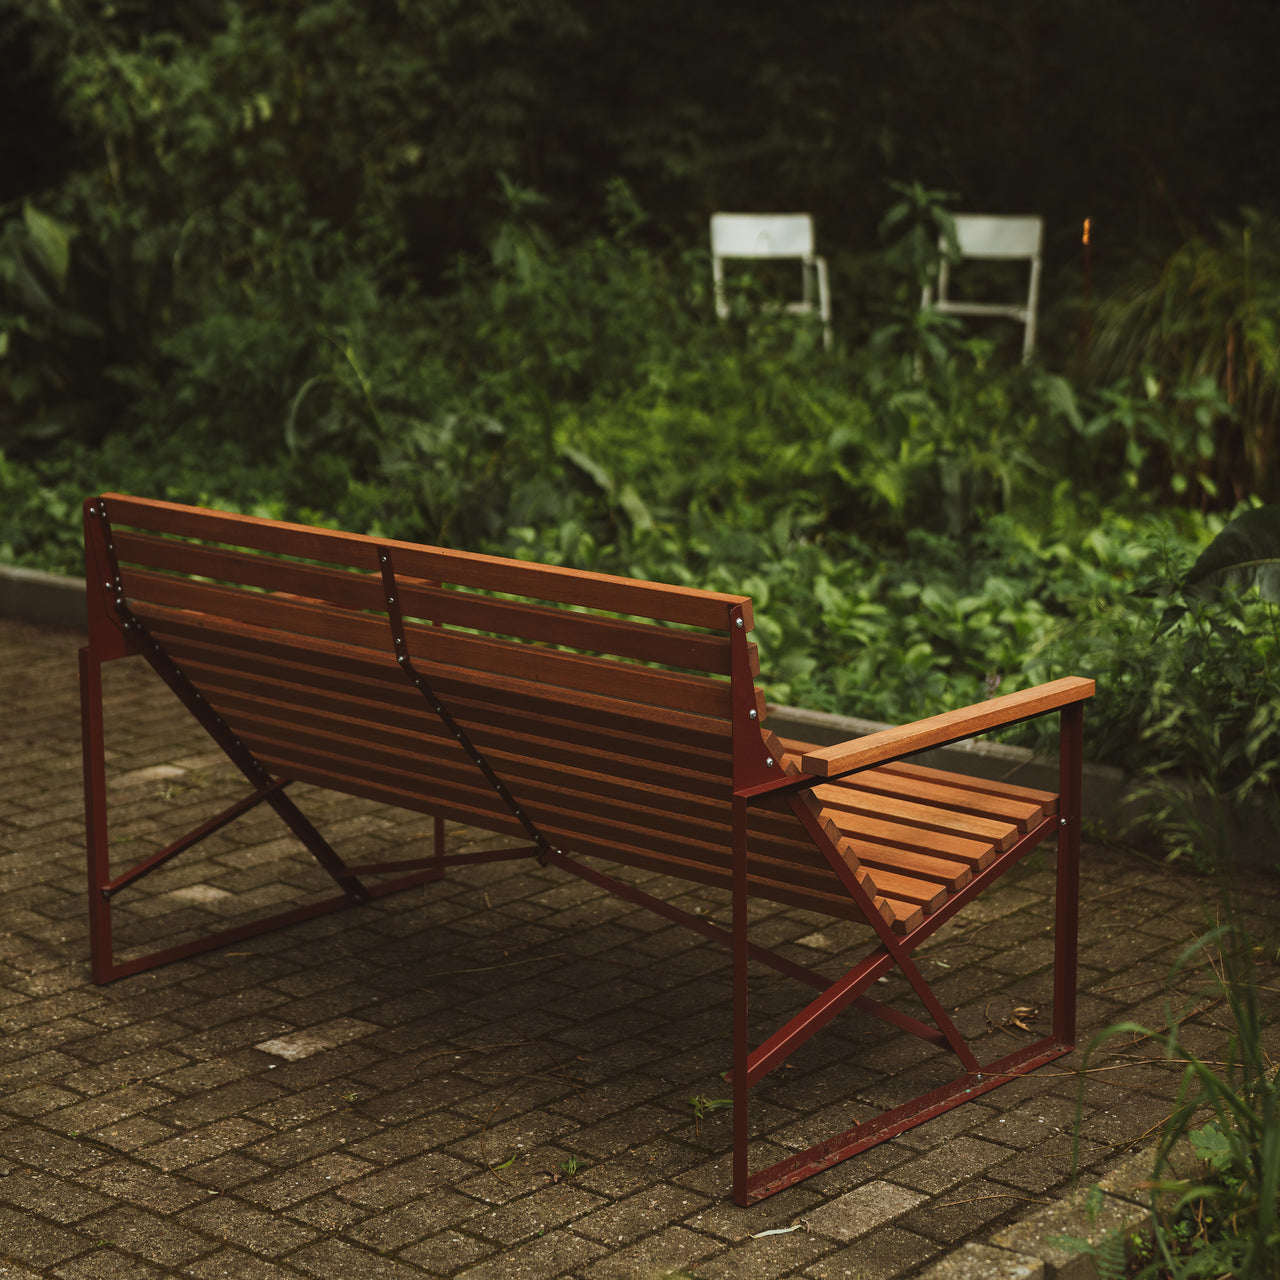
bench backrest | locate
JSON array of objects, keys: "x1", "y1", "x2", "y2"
[{"x1": 86, "y1": 495, "x2": 889, "y2": 926}]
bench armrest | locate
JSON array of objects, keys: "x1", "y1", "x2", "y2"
[{"x1": 798, "y1": 676, "x2": 1095, "y2": 779}]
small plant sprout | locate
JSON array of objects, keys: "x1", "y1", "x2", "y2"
[{"x1": 687, "y1": 1095, "x2": 733, "y2": 1135}]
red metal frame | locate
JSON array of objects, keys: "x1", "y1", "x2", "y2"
[
  {"x1": 723, "y1": 603, "x2": 1086, "y2": 1206},
  {"x1": 80, "y1": 499, "x2": 1086, "y2": 1207}
]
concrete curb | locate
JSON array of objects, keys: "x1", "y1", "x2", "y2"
[{"x1": 0, "y1": 562, "x2": 87, "y2": 632}]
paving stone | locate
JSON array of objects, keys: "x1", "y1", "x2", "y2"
[
  {"x1": 891, "y1": 1135, "x2": 1012, "y2": 1194},
  {"x1": 911, "y1": 1242, "x2": 1045, "y2": 1279},
  {"x1": 239, "y1": 1151, "x2": 378, "y2": 1210},
  {"x1": 0, "y1": 1168, "x2": 113, "y2": 1222},
  {"x1": 289, "y1": 1236, "x2": 451, "y2": 1278},
  {"x1": 328, "y1": 1151, "x2": 475, "y2": 1210},
  {"x1": 181, "y1": 1247, "x2": 309, "y2": 1279},
  {"x1": 576, "y1": 1183, "x2": 710, "y2": 1245},
  {"x1": 581, "y1": 1224, "x2": 721, "y2": 1279},
  {"x1": 49, "y1": 1250, "x2": 173, "y2": 1279},
  {"x1": 138, "y1": 1117, "x2": 274, "y2": 1170},
  {"x1": 449, "y1": 1227, "x2": 609, "y2": 1279},
  {"x1": 802, "y1": 1181, "x2": 928, "y2": 1243},
  {"x1": 174, "y1": 1193, "x2": 319, "y2": 1256},
  {"x1": 76, "y1": 1160, "x2": 207, "y2": 1213},
  {"x1": 466, "y1": 1181, "x2": 604, "y2": 1245},
  {"x1": 398, "y1": 1230, "x2": 498, "y2": 1275},
  {"x1": 343, "y1": 1188, "x2": 485, "y2": 1248},
  {"x1": 801, "y1": 1225, "x2": 940, "y2": 1279},
  {"x1": 77, "y1": 1205, "x2": 215, "y2": 1267}
]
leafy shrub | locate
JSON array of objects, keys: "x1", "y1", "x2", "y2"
[
  {"x1": 1074, "y1": 920, "x2": 1280, "y2": 1278},
  {"x1": 1086, "y1": 209, "x2": 1280, "y2": 505}
]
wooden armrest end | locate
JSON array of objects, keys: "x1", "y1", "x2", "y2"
[{"x1": 799, "y1": 676, "x2": 1094, "y2": 779}]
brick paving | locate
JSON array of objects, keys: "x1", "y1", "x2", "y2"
[{"x1": 1, "y1": 614, "x2": 1277, "y2": 1278}]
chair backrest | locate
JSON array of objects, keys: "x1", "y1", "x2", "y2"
[
  {"x1": 709, "y1": 213, "x2": 832, "y2": 348},
  {"x1": 710, "y1": 213, "x2": 816, "y2": 260},
  {"x1": 952, "y1": 214, "x2": 1042, "y2": 260},
  {"x1": 926, "y1": 214, "x2": 1043, "y2": 361}
]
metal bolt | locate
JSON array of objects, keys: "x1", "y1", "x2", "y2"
[
  {"x1": 387, "y1": 596, "x2": 396, "y2": 605},
  {"x1": 748, "y1": 709, "x2": 757, "y2": 720},
  {"x1": 1060, "y1": 817, "x2": 1067, "y2": 827},
  {"x1": 735, "y1": 618, "x2": 744, "y2": 628},
  {"x1": 765, "y1": 757, "x2": 774, "y2": 768}
]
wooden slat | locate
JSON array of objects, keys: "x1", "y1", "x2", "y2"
[
  {"x1": 877, "y1": 760, "x2": 1059, "y2": 814},
  {"x1": 135, "y1": 602, "x2": 735, "y2": 734},
  {"x1": 163, "y1": 631, "x2": 734, "y2": 774},
  {"x1": 103, "y1": 493, "x2": 752, "y2": 630},
  {"x1": 839, "y1": 771, "x2": 1044, "y2": 832},
  {"x1": 864, "y1": 868, "x2": 948, "y2": 913},
  {"x1": 112, "y1": 531, "x2": 384, "y2": 611},
  {"x1": 811, "y1": 782, "x2": 1019, "y2": 851},
  {"x1": 114, "y1": 531, "x2": 743, "y2": 676},
  {"x1": 203, "y1": 681, "x2": 734, "y2": 807},
  {"x1": 819, "y1": 809, "x2": 996, "y2": 870},
  {"x1": 799, "y1": 676, "x2": 1095, "y2": 776},
  {"x1": 392, "y1": 580, "x2": 743, "y2": 676},
  {"x1": 846, "y1": 844, "x2": 972, "y2": 892}
]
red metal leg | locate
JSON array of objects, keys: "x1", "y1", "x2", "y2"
[
  {"x1": 80, "y1": 647, "x2": 113, "y2": 985},
  {"x1": 732, "y1": 795, "x2": 752, "y2": 1206},
  {"x1": 1055, "y1": 701, "x2": 1083, "y2": 1047}
]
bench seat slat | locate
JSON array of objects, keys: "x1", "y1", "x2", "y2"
[
  {"x1": 839, "y1": 771, "x2": 1044, "y2": 831},
  {"x1": 104, "y1": 492, "x2": 751, "y2": 630},
  {"x1": 876, "y1": 760, "x2": 1059, "y2": 815},
  {"x1": 245, "y1": 720, "x2": 854, "y2": 881},
  {"x1": 818, "y1": 809, "x2": 997, "y2": 870},
  {"x1": 843, "y1": 844, "x2": 972, "y2": 892},
  {"x1": 810, "y1": 782, "x2": 1019, "y2": 851}
]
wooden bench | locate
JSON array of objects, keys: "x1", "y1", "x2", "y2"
[{"x1": 80, "y1": 493, "x2": 1093, "y2": 1206}]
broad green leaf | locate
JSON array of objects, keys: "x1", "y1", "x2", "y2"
[
  {"x1": 22, "y1": 203, "x2": 75, "y2": 292},
  {"x1": 1183, "y1": 504, "x2": 1280, "y2": 603}
]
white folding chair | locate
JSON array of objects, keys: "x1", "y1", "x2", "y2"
[
  {"x1": 921, "y1": 214, "x2": 1043, "y2": 362},
  {"x1": 710, "y1": 213, "x2": 832, "y2": 350}
]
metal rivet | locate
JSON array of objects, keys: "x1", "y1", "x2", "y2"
[
  {"x1": 1059, "y1": 817, "x2": 1067, "y2": 827},
  {"x1": 387, "y1": 596, "x2": 396, "y2": 604},
  {"x1": 749, "y1": 709, "x2": 757, "y2": 720},
  {"x1": 765, "y1": 757, "x2": 774, "y2": 768},
  {"x1": 735, "y1": 618, "x2": 744, "y2": 628}
]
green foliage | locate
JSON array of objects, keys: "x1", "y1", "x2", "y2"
[
  {"x1": 1087, "y1": 210, "x2": 1280, "y2": 505},
  {"x1": 1075, "y1": 922, "x2": 1280, "y2": 1278},
  {"x1": 1181, "y1": 502, "x2": 1280, "y2": 604}
]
